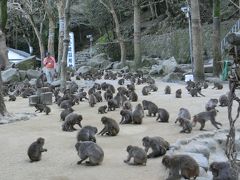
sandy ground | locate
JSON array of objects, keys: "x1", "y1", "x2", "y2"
[{"x1": 0, "y1": 79, "x2": 239, "y2": 180}]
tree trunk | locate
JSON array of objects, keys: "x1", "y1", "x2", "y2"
[
  {"x1": 0, "y1": 30, "x2": 8, "y2": 115},
  {"x1": 149, "y1": 0, "x2": 156, "y2": 19},
  {"x1": 57, "y1": 0, "x2": 65, "y2": 74},
  {"x1": 60, "y1": 0, "x2": 71, "y2": 91},
  {"x1": 191, "y1": 0, "x2": 204, "y2": 81},
  {"x1": 45, "y1": 0, "x2": 56, "y2": 57},
  {"x1": 0, "y1": 0, "x2": 7, "y2": 32},
  {"x1": 213, "y1": 0, "x2": 221, "y2": 77},
  {"x1": 133, "y1": 0, "x2": 142, "y2": 69}
]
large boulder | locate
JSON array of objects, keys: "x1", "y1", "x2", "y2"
[
  {"x1": 76, "y1": 66, "x2": 97, "y2": 75},
  {"x1": 26, "y1": 69, "x2": 41, "y2": 79},
  {"x1": 141, "y1": 56, "x2": 161, "y2": 67},
  {"x1": 18, "y1": 70, "x2": 27, "y2": 81},
  {"x1": 87, "y1": 53, "x2": 111, "y2": 69},
  {"x1": 162, "y1": 57, "x2": 178, "y2": 75},
  {"x1": 2, "y1": 68, "x2": 20, "y2": 83},
  {"x1": 162, "y1": 72, "x2": 184, "y2": 82},
  {"x1": 149, "y1": 64, "x2": 163, "y2": 75}
]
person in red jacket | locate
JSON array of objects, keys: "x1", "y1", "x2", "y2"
[{"x1": 43, "y1": 52, "x2": 56, "y2": 83}]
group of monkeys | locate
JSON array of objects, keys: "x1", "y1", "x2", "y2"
[{"x1": 23, "y1": 69, "x2": 237, "y2": 180}]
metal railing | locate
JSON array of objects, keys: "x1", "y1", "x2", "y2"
[{"x1": 221, "y1": 19, "x2": 240, "y2": 53}]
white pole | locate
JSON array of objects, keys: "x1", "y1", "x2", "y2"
[{"x1": 188, "y1": 10, "x2": 194, "y2": 74}]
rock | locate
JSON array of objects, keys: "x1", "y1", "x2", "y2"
[
  {"x1": 162, "y1": 57, "x2": 178, "y2": 75},
  {"x1": 29, "y1": 78, "x2": 37, "y2": 86},
  {"x1": 76, "y1": 66, "x2": 93, "y2": 75},
  {"x1": 113, "y1": 62, "x2": 123, "y2": 69},
  {"x1": 105, "y1": 62, "x2": 114, "y2": 70},
  {"x1": 2, "y1": 68, "x2": 20, "y2": 83},
  {"x1": 175, "y1": 64, "x2": 192, "y2": 74},
  {"x1": 119, "y1": 66, "x2": 129, "y2": 73},
  {"x1": 162, "y1": 72, "x2": 184, "y2": 82},
  {"x1": 87, "y1": 53, "x2": 111, "y2": 69},
  {"x1": 149, "y1": 64, "x2": 163, "y2": 75},
  {"x1": 142, "y1": 56, "x2": 160, "y2": 67},
  {"x1": 26, "y1": 69, "x2": 41, "y2": 79},
  {"x1": 181, "y1": 143, "x2": 210, "y2": 159},
  {"x1": 51, "y1": 80, "x2": 61, "y2": 87}
]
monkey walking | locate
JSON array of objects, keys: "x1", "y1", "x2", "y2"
[
  {"x1": 124, "y1": 145, "x2": 147, "y2": 166},
  {"x1": 179, "y1": 118, "x2": 192, "y2": 133},
  {"x1": 192, "y1": 109, "x2": 222, "y2": 130},
  {"x1": 27, "y1": 137, "x2": 47, "y2": 162},
  {"x1": 75, "y1": 141, "x2": 104, "y2": 166},
  {"x1": 162, "y1": 154, "x2": 199, "y2": 180}
]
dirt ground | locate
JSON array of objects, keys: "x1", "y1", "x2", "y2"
[{"x1": 0, "y1": 80, "x2": 239, "y2": 180}]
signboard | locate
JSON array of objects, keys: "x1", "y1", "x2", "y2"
[{"x1": 67, "y1": 32, "x2": 75, "y2": 68}]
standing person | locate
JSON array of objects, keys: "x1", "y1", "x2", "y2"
[{"x1": 43, "y1": 52, "x2": 56, "y2": 83}]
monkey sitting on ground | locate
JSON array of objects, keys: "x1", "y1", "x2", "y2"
[
  {"x1": 93, "y1": 91, "x2": 102, "y2": 102},
  {"x1": 132, "y1": 104, "x2": 144, "y2": 124},
  {"x1": 120, "y1": 109, "x2": 133, "y2": 124},
  {"x1": 124, "y1": 145, "x2": 147, "y2": 166},
  {"x1": 142, "y1": 86, "x2": 151, "y2": 96},
  {"x1": 27, "y1": 137, "x2": 47, "y2": 162},
  {"x1": 128, "y1": 90, "x2": 138, "y2": 102},
  {"x1": 219, "y1": 94, "x2": 228, "y2": 107},
  {"x1": 43, "y1": 105, "x2": 51, "y2": 115},
  {"x1": 60, "y1": 99, "x2": 74, "y2": 109},
  {"x1": 149, "y1": 84, "x2": 158, "y2": 92},
  {"x1": 107, "y1": 99, "x2": 118, "y2": 111},
  {"x1": 203, "y1": 81, "x2": 208, "y2": 89},
  {"x1": 77, "y1": 126, "x2": 98, "y2": 142},
  {"x1": 142, "y1": 136, "x2": 169, "y2": 158},
  {"x1": 209, "y1": 161, "x2": 238, "y2": 180},
  {"x1": 60, "y1": 107, "x2": 74, "y2": 121},
  {"x1": 104, "y1": 88, "x2": 113, "y2": 101},
  {"x1": 8, "y1": 95, "x2": 16, "y2": 101},
  {"x1": 98, "y1": 116, "x2": 119, "y2": 136},
  {"x1": 212, "y1": 82, "x2": 223, "y2": 90},
  {"x1": 175, "y1": 108, "x2": 191, "y2": 125},
  {"x1": 205, "y1": 98, "x2": 218, "y2": 111},
  {"x1": 98, "y1": 105, "x2": 108, "y2": 114},
  {"x1": 127, "y1": 84, "x2": 135, "y2": 91},
  {"x1": 156, "y1": 108, "x2": 169, "y2": 123},
  {"x1": 89, "y1": 94, "x2": 97, "y2": 107},
  {"x1": 75, "y1": 141, "x2": 104, "y2": 166},
  {"x1": 175, "y1": 89, "x2": 182, "y2": 98},
  {"x1": 192, "y1": 109, "x2": 222, "y2": 130},
  {"x1": 62, "y1": 113, "x2": 83, "y2": 132},
  {"x1": 142, "y1": 100, "x2": 158, "y2": 117},
  {"x1": 165, "y1": 85, "x2": 171, "y2": 94},
  {"x1": 118, "y1": 78, "x2": 125, "y2": 85},
  {"x1": 178, "y1": 118, "x2": 192, "y2": 133},
  {"x1": 162, "y1": 154, "x2": 199, "y2": 180}
]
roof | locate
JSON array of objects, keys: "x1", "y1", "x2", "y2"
[{"x1": 8, "y1": 48, "x2": 41, "y2": 62}]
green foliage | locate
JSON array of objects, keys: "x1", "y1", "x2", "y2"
[
  {"x1": 213, "y1": 0, "x2": 220, "y2": 17},
  {"x1": 97, "y1": 32, "x2": 114, "y2": 43},
  {"x1": 0, "y1": 0, "x2": 7, "y2": 30}
]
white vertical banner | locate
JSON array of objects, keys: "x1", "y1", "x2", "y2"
[{"x1": 67, "y1": 32, "x2": 75, "y2": 68}]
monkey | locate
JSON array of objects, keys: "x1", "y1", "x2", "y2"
[
  {"x1": 124, "y1": 145, "x2": 147, "y2": 166},
  {"x1": 189, "y1": 87, "x2": 205, "y2": 97},
  {"x1": 120, "y1": 109, "x2": 133, "y2": 124},
  {"x1": 88, "y1": 86, "x2": 96, "y2": 95},
  {"x1": 98, "y1": 105, "x2": 108, "y2": 114},
  {"x1": 62, "y1": 113, "x2": 83, "y2": 132},
  {"x1": 93, "y1": 83, "x2": 101, "y2": 90},
  {"x1": 77, "y1": 126, "x2": 98, "y2": 142},
  {"x1": 89, "y1": 94, "x2": 97, "y2": 107},
  {"x1": 162, "y1": 154, "x2": 199, "y2": 180},
  {"x1": 107, "y1": 99, "x2": 118, "y2": 111},
  {"x1": 118, "y1": 78, "x2": 125, "y2": 85},
  {"x1": 164, "y1": 85, "x2": 171, "y2": 94},
  {"x1": 127, "y1": 84, "x2": 135, "y2": 91},
  {"x1": 60, "y1": 99, "x2": 74, "y2": 109},
  {"x1": 122, "y1": 101, "x2": 132, "y2": 111},
  {"x1": 34, "y1": 104, "x2": 45, "y2": 113},
  {"x1": 117, "y1": 87, "x2": 128, "y2": 96},
  {"x1": 205, "y1": 98, "x2": 218, "y2": 111},
  {"x1": 149, "y1": 84, "x2": 158, "y2": 92},
  {"x1": 212, "y1": 82, "x2": 223, "y2": 90},
  {"x1": 132, "y1": 103, "x2": 144, "y2": 124},
  {"x1": 8, "y1": 95, "x2": 16, "y2": 101},
  {"x1": 142, "y1": 136, "x2": 169, "y2": 158},
  {"x1": 60, "y1": 107, "x2": 74, "y2": 121},
  {"x1": 113, "y1": 92, "x2": 123, "y2": 108},
  {"x1": 203, "y1": 81, "x2": 208, "y2": 89},
  {"x1": 78, "y1": 91, "x2": 88, "y2": 101},
  {"x1": 142, "y1": 86, "x2": 151, "y2": 96},
  {"x1": 98, "y1": 116, "x2": 119, "y2": 136},
  {"x1": 175, "y1": 108, "x2": 191, "y2": 125},
  {"x1": 156, "y1": 108, "x2": 169, "y2": 123},
  {"x1": 175, "y1": 89, "x2": 182, "y2": 98},
  {"x1": 93, "y1": 91, "x2": 102, "y2": 102},
  {"x1": 209, "y1": 161, "x2": 238, "y2": 180},
  {"x1": 192, "y1": 109, "x2": 222, "y2": 130},
  {"x1": 104, "y1": 88, "x2": 113, "y2": 101},
  {"x1": 128, "y1": 90, "x2": 138, "y2": 102},
  {"x1": 35, "y1": 73, "x2": 44, "y2": 89},
  {"x1": 75, "y1": 141, "x2": 104, "y2": 166},
  {"x1": 142, "y1": 100, "x2": 158, "y2": 117},
  {"x1": 146, "y1": 76, "x2": 155, "y2": 84},
  {"x1": 43, "y1": 105, "x2": 51, "y2": 115},
  {"x1": 219, "y1": 94, "x2": 228, "y2": 107},
  {"x1": 27, "y1": 137, "x2": 47, "y2": 162},
  {"x1": 179, "y1": 118, "x2": 192, "y2": 133}
]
